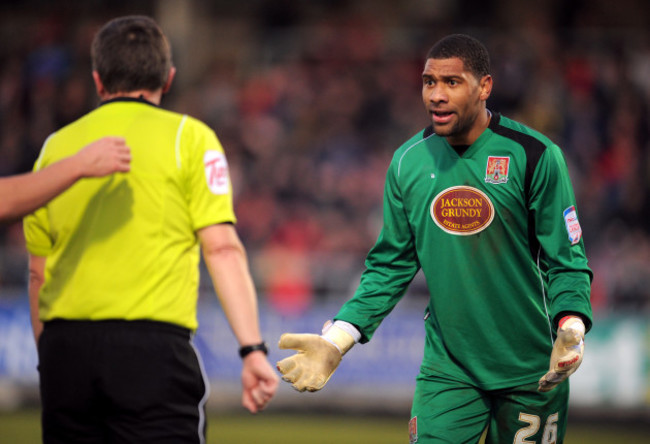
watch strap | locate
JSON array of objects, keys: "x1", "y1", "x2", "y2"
[{"x1": 239, "y1": 342, "x2": 268, "y2": 358}]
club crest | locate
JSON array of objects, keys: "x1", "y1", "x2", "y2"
[
  {"x1": 485, "y1": 156, "x2": 510, "y2": 184},
  {"x1": 409, "y1": 416, "x2": 418, "y2": 443}
]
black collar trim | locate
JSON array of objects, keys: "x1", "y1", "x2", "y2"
[
  {"x1": 99, "y1": 96, "x2": 159, "y2": 108},
  {"x1": 488, "y1": 111, "x2": 501, "y2": 129}
]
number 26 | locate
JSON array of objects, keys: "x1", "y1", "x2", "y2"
[{"x1": 513, "y1": 412, "x2": 558, "y2": 444}]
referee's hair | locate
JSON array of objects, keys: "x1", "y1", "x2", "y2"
[
  {"x1": 91, "y1": 15, "x2": 173, "y2": 94},
  {"x1": 426, "y1": 34, "x2": 490, "y2": 79}
]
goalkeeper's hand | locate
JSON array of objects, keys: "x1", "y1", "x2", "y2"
[
  {"x1": 277, "y1": 321, "x2": 355, "y2": 392},
  {"x1": 538, "y1": 315, "x2": 586, "y2": 392}
]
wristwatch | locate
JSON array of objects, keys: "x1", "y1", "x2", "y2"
[{"x1": 239, "y1": 342, "x2": 268, "y2": 359}]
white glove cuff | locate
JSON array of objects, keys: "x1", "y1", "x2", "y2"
[
  {"x1": 321, "y1": 321, "x2": 359, "y2": 355},
  {"x1": 559, "y1": 316, "x2": 585, "y2": 337},
  {"x1": 330, "y1": 321, "x2": 362, "y2": 342}
]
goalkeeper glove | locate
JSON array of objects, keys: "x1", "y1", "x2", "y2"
[
  {"x1": 538, "y1": 315, "x2": 585, "y2": 392},
  {"x1": 276, "y1": 321, "x2": 356, "y2": 392}
]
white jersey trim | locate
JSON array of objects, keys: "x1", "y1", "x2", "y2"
[
  {"x1": 175, "y1": 115, "x2": 188, "y2": 169},
  {"x1": 397, "y1": 131, "x2": 435, "y2": 178},
  {"x1": 536, "y1": 246, "x2": 554, "y2": 345},
  {"x1": 189, "y1": 336, "x2": 210, "y2": 444},
  {"x1": 35, "y1": 133, "x2": 56, "y2": 171}
]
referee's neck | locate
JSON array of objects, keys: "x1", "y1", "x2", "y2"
[{"x1": 99, "y1": 90, "x2": 163, "y2": 105}]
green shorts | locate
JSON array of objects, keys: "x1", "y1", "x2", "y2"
[{"x1": 409, "y1": 372, "x2": 569, "y2": 443}]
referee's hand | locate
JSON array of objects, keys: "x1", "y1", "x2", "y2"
[{"x1": 241, "y1": 351, "x2": 279, "y2": 413}]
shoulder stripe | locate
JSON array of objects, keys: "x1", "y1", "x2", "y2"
[
  {"x1": 397, "y1": 130, "x2": 435, "y2": 178},
  {"x1": 490, "y1": 114, "x2": 548, "y2": 261},
  {"x1": 175, "y1": 115, "x2": 188, "y2": 169},
  {"x1": 489, "y1": 118, "x2": 547, "y2": 203}
]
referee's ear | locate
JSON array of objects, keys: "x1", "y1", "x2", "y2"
[
  {"x1": 92, "y1": 71, "x2": 107, "y2": 98},
  {"x1": 162, "y1": 67, "x2": 176, "y2": 94}
]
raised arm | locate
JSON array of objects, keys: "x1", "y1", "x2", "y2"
[{"x1": 0, "y1": 136, "x2": 130, "y2": 221}]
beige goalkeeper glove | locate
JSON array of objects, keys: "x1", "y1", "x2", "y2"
[
  {"x1": 277, "y1": 321, "x2": 357, "y2": 392},
  {"x1": 538, "y1": 315, "x2": 586, "y2": 392}
]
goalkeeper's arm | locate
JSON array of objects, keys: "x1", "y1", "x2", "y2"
[{"x1": 277, "y1": 321, "x2": 361, "y2": 392}]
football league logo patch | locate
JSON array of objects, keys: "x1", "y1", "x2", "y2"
[
  {"x1": 563, "y1": 205, "x2": 582, "y2": 245},
  {"x1": 204, "y1": 150, "x2": 230, "y2": 195},
  {"x1": 485, "y1": 156, "x2": 510, "y2": 184}
]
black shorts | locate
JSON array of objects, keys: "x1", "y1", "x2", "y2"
[{"x1": 38, "y1": 320, "x2": 209, "y2": 444}]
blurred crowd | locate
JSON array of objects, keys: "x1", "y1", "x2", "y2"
[{"x1": 0, "y1": 0, "x2": 649, "y2": 316}]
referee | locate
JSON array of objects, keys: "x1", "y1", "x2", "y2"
[{"x1": 24, "y1": 16, "x2": 278, "y2": 443}]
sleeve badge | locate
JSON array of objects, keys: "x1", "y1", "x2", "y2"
[
  {"x1": 563, "y1": 205, "x2": 582, "y2": 245},
  {"x1": 203, "y1": 150, "x2": 230, "y2": 195}
]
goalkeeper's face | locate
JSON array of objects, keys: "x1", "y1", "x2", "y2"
[{"x1": 421, "y1": 57, "x2": 492, "y2": 146}]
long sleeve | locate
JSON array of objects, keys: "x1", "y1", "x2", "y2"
[
  {"x1": 335, "y1": 157, "x2": 421, "y2": 342},
  {"x1": 529, "y1": 144, "x2": 593, "y2": 331}
]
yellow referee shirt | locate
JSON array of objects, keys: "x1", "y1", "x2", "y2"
[{"x1": 24, "y1": 98, "x2": 236, "y2": 330}]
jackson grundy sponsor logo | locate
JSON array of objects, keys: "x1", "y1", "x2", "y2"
[{"x1": 430, "y1": 186, "x2": 494, "y2": 235}]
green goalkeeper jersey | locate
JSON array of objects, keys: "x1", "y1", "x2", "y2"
[{"x1": 335, "y1": 113, "x2": 593, "y2": 390}]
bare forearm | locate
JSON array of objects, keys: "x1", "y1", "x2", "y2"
[
  {"x1": 0, "y1": 157, "x2": 82, "y2": 221},
  {"x1": 205, "y1": 245, "x2": 262, "y2": 346},
  {"x1": 1, "y1": 136, "x2": 130, "y2": 221},
  {"x1": 199, "y1": 224, "x2": 264, "y2": 346}
]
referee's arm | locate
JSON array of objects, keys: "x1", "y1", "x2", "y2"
[
  {"x1": 198, "y1": 223, "x2": 279, "y2": 412},
  {"x1": 198, "y1": 223, "x2": 263, "y2": 346}
]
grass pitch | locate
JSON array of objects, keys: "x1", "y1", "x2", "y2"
[{"x1": 0, "y1": 409, "x2": 648, "y2": 443}]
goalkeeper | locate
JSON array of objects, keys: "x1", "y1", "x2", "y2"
[{"x1": 278, "y1": 34, "x2": 592, "y2": 443}]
